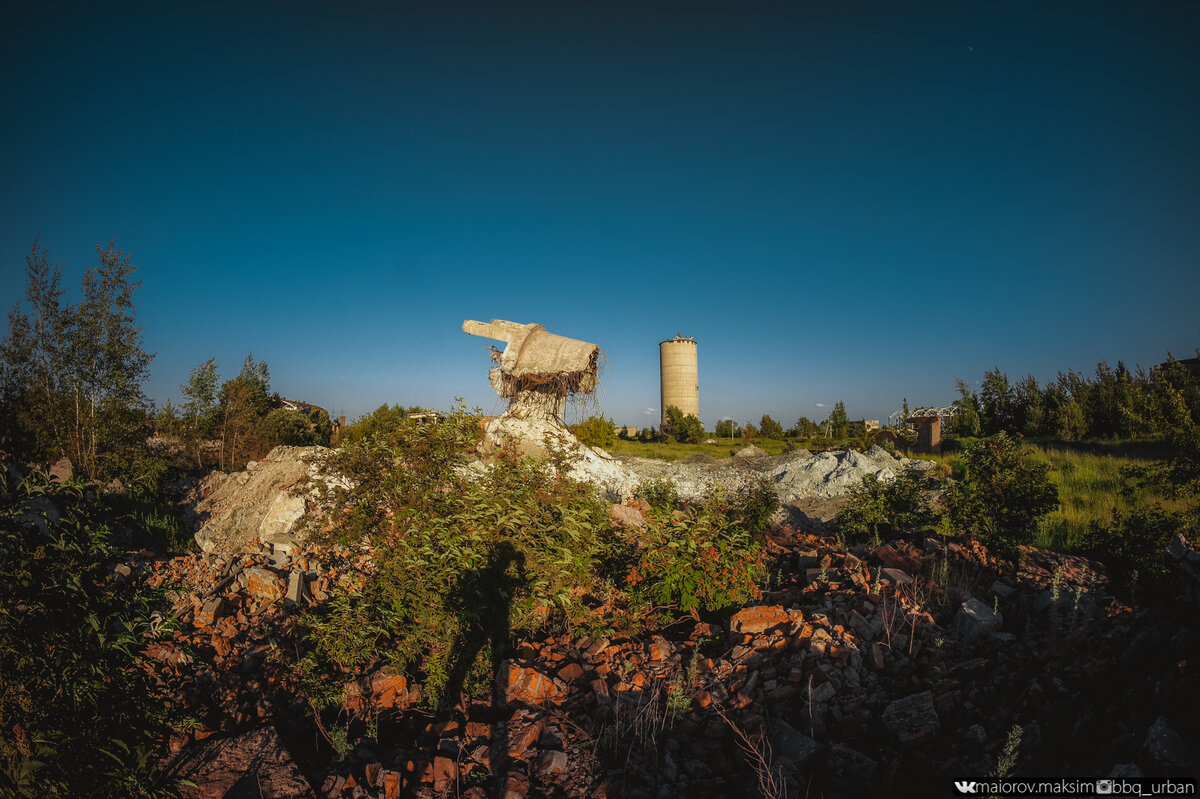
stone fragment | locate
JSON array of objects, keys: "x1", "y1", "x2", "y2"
[
  {"x1": 730, "y1": 605, "x2": 792, "y2": 635},
  {"x1": 881, "y1": 567, "x2": 913, "y2": 586},
  {"x1": 809, "y1": 681, "x2": 836, "y2": 704},
  {"x1": 498, "y1": 662, "x2": 566, "y2": 705},
  {"x1": 770, "y1": 718, "x2": 823, "y2": 788},
  {"x1": 954, "y1": 597, "x2": 1003, "y2": 640},
  {"x1": 648, "y1": 636, "x2": 674, "y2": 661},
  {"x1": 284, "y1": 570, "x2": 308, "y2": 605},
  {"x1": 258, "y1": 492, "x2": 306, "y2": 540},
  {"x1": 502, "y1": 773, "x2": 530, "y2": 799},
  {"x1": 432, "y1": 756, "x2": 456, "y2": 791},
  {"x1": 49, "y1": 456, "x2": 74, "y2": 483},
  {"x1": 540, "y1": 749, "x2": 569, "y2": 775},
  {"x1": 1144, "y1": 716, "x2": 1194, "y2": 768},
  {"x1": 370, "y1": 670, "x2": 411, "y2": 709},
  {"x1": 881, "y1": 691, "x2": 939, "y2": 743},
  {"x1": 734, "y1": 445, "x2": 769, "y2": 458},
  {"x1": 195, "y1": 597, "x2": 226, "y2": 627},
  {"x1": 382, "y1": 770, "x2": 401, "y2": 799},
  {"x1": 610, "y1": 504, "x2": 645, "y2": 528},
  {"x1": 171, "y1": 726, "x2": 315, "y2": 798},
  {"x1": 826, "y1": 743, "x2": 878, "y2": 794},
  {"x1": 557, "y1": 662, "x2": 584, "y2": 683},
  {"x1": 244, "y1": 567, "x2": 286, "y2": 600},
  {"x1": 876, "y1": 543, "x2": 923, "y2": 574}
]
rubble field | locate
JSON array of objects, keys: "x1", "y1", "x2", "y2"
[{"x1": 142, "y1": 445, "x2": 1200, "y2": 798}]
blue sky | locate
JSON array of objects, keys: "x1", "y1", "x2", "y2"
[{"x1": 2, "y1": 1, "x2": 1197, "y2": 429}]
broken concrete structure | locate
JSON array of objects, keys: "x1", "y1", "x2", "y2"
[
  {"x1": 907, "y1": 415, "x2": 942, "y2": 454},
  {"x1": 463, "y1": 319, "x2": 599, "y2": 422}
]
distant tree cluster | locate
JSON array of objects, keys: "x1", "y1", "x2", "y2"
[
  {"x1": 951, "y1": 357, "x2": 1200, "y2": 442},
  {"x1": 338, "y1": 403, "x2": 435, "y2": 446},
  {"x1": 0, "y1": 242, "x2": 155, "y2": 484},
  {"x1": 570, "y1": 415, "x2": 616, "y2": 448},
  {"x1": 158, "y1": 354, "x2": 332, "y2": 469},
  {"x1": 663, "y1": 405, "x2": 705, "y2": 444}
]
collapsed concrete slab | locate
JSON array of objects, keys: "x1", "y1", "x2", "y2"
[{"x1": 463, "y1": 319, "x2": 599, "y2": 421}]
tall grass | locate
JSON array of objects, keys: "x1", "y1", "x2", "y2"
[
  {"x1": 1030, "y1": 446, "x2": 1187, "y2": 552},
  {"x1": 918, "y1": 443, "x2": 1185, "y2": 552}
]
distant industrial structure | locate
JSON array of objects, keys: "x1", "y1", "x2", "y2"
[{"x1": 659, "y1": 333, "x2": 699, "y2": 428}]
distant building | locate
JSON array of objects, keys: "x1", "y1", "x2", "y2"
[
  {"x1": 907, "y1": 415, "x2": 942, "y2": 454},
  {"x1": 1161, "y1": 356, "x2": 1200, "y2": 380},
  {"x1": 281, "y1": 398, "x2": 326, "y2": 414},
  {"x1": 617, "y1": 426, "x2": 640, "y2": 439}
]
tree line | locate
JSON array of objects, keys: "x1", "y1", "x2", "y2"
[{"x1": 951, "y1": 357, "x2": 1200, "y2": 442}]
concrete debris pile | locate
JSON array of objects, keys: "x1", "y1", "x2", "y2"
[
  {"x1": 187, "y1": 445, "x2": 345, "y2": 554},
  {"x1": 769, "y1": 446, "x2": 929, "y2": 502}
]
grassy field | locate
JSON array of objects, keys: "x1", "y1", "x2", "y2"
[{"x1": 915, "y1": 441, "x2": 1185, "y2": 552}]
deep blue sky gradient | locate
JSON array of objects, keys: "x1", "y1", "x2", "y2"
[{"x1": 3, "y1": 1, "x2": 1198, "y2": 428}]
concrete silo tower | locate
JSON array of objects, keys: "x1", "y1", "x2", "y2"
[{"x1": 659, "y1": 333, "x2": 699, "y2": 427}]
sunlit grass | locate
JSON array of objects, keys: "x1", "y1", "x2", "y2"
[{"x1": 1028, "y1": 446, "x2": 1187, "y2": 552}]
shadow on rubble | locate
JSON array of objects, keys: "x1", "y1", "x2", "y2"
[{"x1": 442, "y1": 541, "x2": 529, "y2": 715}]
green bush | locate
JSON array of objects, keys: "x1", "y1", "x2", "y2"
[
  {"x1": 947, "y1": 432, "x2": 1059, "y2": 560},
  {"x1": 571, "y1": 415, "x2": 616, "y2": 449},
  {"x1": 625, "y1": 497, "x2": 765, "y2": 615},
  {"x1": 636, "y1": 477, "x2": 680, "y2": 514},
  {"x1": 1083, "y1": 505, "x2": 1189, "y2": 595},
  {"x1": 301, "y1": 404, "x2": 610, "y2": 708},
  {"x1": 300, "y1": 400, "x2": 774, "y2": 709},
  {"x1": 838, "y1": 470, "x2": 939, "y2": 542},
  {"x1": 0, "y1": 468, "x2": 183, "y2": 798},
  {"x1": 730, "y1": 477, "x2": 780, "y2": 541}
]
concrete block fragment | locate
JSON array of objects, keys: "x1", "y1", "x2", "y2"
[{"x1": 285, "y1": 570, "x2": 308, "y2": 605}]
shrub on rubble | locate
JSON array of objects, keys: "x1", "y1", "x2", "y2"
[
  {"x1": 623, "y1": 496, "x2": 765, "y2": 616},
  {"x1": 301, "y1": 405, "x2": 611, "y2": 706},
  {"x1": 947, "y1": 432, "x2": 1059, "y2": 560},
  {"x1": 838, "y1": 470, "x2": 940, "y2": 542}
]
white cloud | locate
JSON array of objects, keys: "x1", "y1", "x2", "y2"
[
  {"x1": 643, "y1": 407, "x2": 656, "y2": 415},
  {"x1": 815, "y1": 403, "x2": 826, "y2": 408}
]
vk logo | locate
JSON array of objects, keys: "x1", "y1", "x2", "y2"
[{"x1": 954, "y1": 782, "x2": 978, "y2": 794}]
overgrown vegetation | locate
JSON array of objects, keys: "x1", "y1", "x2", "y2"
[
  {"x1": 0, "y1": 241, "x2": 157, "y2": 487},
  {"x1": 838, "y1": 470, "x2": 940, "y2": 543},
  {"x1": 663, "y1": 405, "x2": 705, "y2": 444},
  {"x1": 297, "y1": 404, "x2": 770, "y2": 714},
  {"x1": 947, "y1": 433, "x2": 1060, "y2": 560},
  {"x1": 571, "y1": 415, "x2": 617, "y2": 448},
  {"x1": 627, "y1": 495, "x2": 765, "y2": 616},
  {"x1": 0, "y1": 467, "x2": 183, "y2": 798},
  {"x1": 157, "y1": 353, "x2": 332, "y2": 470}
]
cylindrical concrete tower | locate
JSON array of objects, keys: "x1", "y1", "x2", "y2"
[{"x1": 659, "y1": 334, "x2": 699, "y2": 427}]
